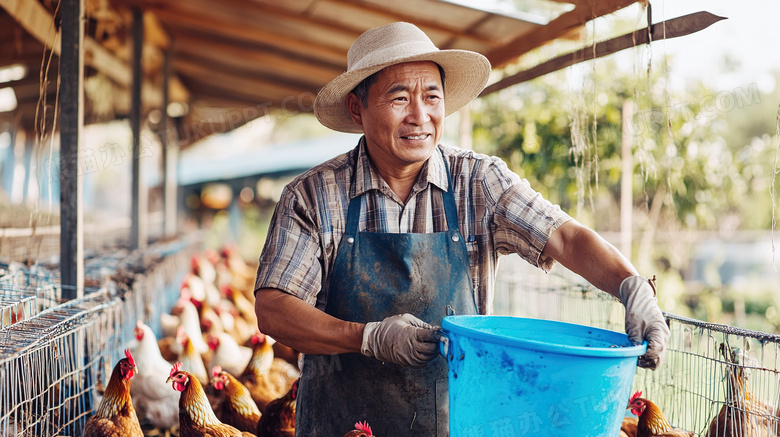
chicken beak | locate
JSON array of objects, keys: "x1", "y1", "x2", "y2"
[{"x1": 166, "y1": 376, "x2": 173, "y2": 383}]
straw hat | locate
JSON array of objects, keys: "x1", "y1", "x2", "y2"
[{"x1": 314, "y1": 22, "x2": 491, "y2": 133}]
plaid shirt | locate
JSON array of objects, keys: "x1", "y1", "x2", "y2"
[{"x1": 255, "y1": 138, "x2": 571, "y2": 315}]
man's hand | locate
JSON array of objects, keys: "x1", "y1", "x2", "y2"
[
  {"x1": 361, "y1": 314, "x2": 441, "y2": 367},
  {"x1": 620, "y1": 276, "x2": 671, "y2": 370}
]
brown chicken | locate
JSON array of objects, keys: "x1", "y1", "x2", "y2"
[
  {"x1": 240, "y1": 332, "x2": 285, "y2": 412},
  {"x1": 167, "y1": 362, "x2": 255, "y2": 437},
  {"x1": 211, "y1": 365, "x2": 262, "y2": 433},
  {"x1": 83, "y1": 349, "x2": 143, "y2": 437},
  {"x1": 343, "y1": 421, "x2": 373, "y2": 436},
  {"x1": 620, "y1": 416, "x2": 638, "y2": 437},
  {"x1": 628, "y1": 391, "x2": 693, "y2": 437},
  {"x1": 255, "y1": 379, "x2": 298, "y2": 437},
  {"x1": 706, "y1": 344, "x2": 778, "y2": 437}
]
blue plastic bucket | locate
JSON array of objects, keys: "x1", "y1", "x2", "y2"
[{"x1": 441, "y1": 316, "x2": 646, "y2": 437}]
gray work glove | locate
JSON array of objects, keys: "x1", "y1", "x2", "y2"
[
  {"x1": 361, "y1": 313, "x2": 441, "y2": 367},
  {"x1": 620, "y1": 275, "x2": 671, "y2": 370}
]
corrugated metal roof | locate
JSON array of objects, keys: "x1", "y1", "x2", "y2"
[{"x1": 178, "y1": 132, "x2": 362, "y2": 185}]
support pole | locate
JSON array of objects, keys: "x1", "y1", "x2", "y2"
[
  {"x1": 161, "y1": 47, "x2": 178, "y2": 238},
  {"x1": 60, "y1": 0, "x2": 84, "y2": 299},
  {"x1": 620, "y1": 100, "x2": 635, "y2": 260},
  {"x1": 130, "y1": 8, "x2": 146, "y2": 249}
]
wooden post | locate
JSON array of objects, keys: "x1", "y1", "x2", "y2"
[
  {"x1": 60, "y1": 0, "x2": 84, "y2": 299},
  {"x1": 161, "y1": 47, "x2": 178, "y2": 238},
  {"x1": 620, "y1": 100, "x2": 635, "y2": 260},
  {"x1": 130, "y1": 8, "x2": 146, "y2": 249}
]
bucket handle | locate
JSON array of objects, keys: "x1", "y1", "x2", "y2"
[{"x1": 439, "y1": 331, "x2": 449, "y2": 357}]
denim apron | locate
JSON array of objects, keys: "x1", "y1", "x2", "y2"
[{"x1": 296, "y1": 153, "x2": 478, "y2": 436}]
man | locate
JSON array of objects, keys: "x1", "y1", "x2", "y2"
[{"x1": 254, "y1": 22, "x2": 669, "y2": 436}]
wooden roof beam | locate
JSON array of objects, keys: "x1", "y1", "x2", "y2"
[
  {"x1": 307, "y1": 0, "x2": 498, "y2": 45},
  {"x1": 174, "y1": 58, "x2": 314, "y2": 104},
  {"x1": 171, "y1": 33, "x2": 341, "y2": 86},
  {"x1": 133, "y1": 3, "x2": 349, "y2": 66},
  {"x1": 481, "y1": 11, "x2": 727, "y2": 96},
  {"x1": 485, "y1": 0, "x2": 639, "y2": 68},
  {"x1": 174, "y1": 52, "x2": 322, "y2": 98},
  {"x1": 0, "y1": 0, "x2": 191, "y2": 108}
]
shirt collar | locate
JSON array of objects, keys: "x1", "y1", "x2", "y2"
[{"x1": 351, "y1": 137, "x2": 449, "y2": 200}]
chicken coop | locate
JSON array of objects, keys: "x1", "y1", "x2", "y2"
[
  {"x1": 0, "y1": 0, "x2": 770, "y2": 436},
  {"x1": 0, "y1": 240, "x2": 195, "y2": 435}
]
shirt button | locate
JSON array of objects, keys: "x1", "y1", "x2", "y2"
[
  {"x1": 347, "y1": 237, "x2": 355, "y2": 244},
  {"x1": 452, "y1": 235, "x2": 460, "y2": 242}
]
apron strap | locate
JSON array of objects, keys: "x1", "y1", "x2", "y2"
[
  {"x1": 344, "y1": 192, "x2": 362, "y2": 237},
  {"x1": 344, "y1": 146, "x2": 459, "y2": 236},
  {"x1": 440, "y1": 149, "x2": 460, "y2": 234}
]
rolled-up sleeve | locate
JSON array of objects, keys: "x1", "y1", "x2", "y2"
[
  {"x1": 486, "y1": 158, "x2": 572, "y2": 272},
  {"x1": 255, "y1": 185, "x2": 323, "y2": 306}
]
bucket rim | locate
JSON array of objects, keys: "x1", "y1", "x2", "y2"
[{"x1": 441, "y1": 315, "x2": 647, "y2": 358}]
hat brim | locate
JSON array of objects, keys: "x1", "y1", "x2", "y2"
[{"x1": 314, "y1": 50, "x2": 491, "y2": 133}]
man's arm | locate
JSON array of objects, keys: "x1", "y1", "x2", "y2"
[
  {"x1": 255, "y1": 288, "x2": 441, "y2": 366},
  {"x1": 542, "y1": 219, "x2": 670, "y2": 370},
  {"x1": 541, "y1": 219, "x2": 637, "y2": 297},
  {"x1": 255, "y1": 288, "x2": 364, "y2": 355}
]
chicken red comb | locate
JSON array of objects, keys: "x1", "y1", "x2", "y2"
[
  {"x1": 629, "y1": 390, "x2": 643, "y2": 403},
  {"x1": 176, "y1": 326, "x2": 188, "y2": 345},
  {"x1": 355, "y1": 421, "x2": 372, "y2": 435},
  {"x1": 251, "y1": 331, "x2": 266, "y2": 345},
  {"x1": 191, "y1": 255, "x2": 200, "y2": 270},
  {"x1": 204, "y1": 248, "x2": 220, "y2": 265},
  {"x1": 124, "y1": 349, "x2": 136, "y2": 367},
  {"x1": 170, "y1": 362, "x2": 183, "y2": 378},
  {"x1": 212, "y1": 365, "x2": 223, "y2": 377},
  {"x1": 220, "y1": 284, "x2": 232, "y2": 297}
]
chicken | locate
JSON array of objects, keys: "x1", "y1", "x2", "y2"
[
  {"x1": 173, "y1": 296, "x2": 210, "y2": 355},
  {"x1": 620, "y1": 416, "x2": 638, "y2": 437},
  {"x1": 166, "y1": 362, "x2": 255, "y2": 437},
  {"x1": 185, "y1": 272, "x2": 222, "y2": 310},
  {"x1": 129, "y1": 321, "x2": 180, "y2": 431},
  {"x1": 217, "y1": 300, "x2": 254, "y2": 345},
  {"x1": 240, "y1": 332, "x2": 286, "y2": 412},
  {"x1": 211, "y1": 366, "x2": 262, "y2": 433},
  {"x1": 209, "y1": 332, "x2": 252, "y2": 375},
  {"x1": 194, "y1": 293, "x2": 227, "y2": 337},
  {"x1": 255, "y1": 380, "x2": 298, "y2": 437},
  {"x1": 83, "y1": 349, "x2": 143, "y2": 437},
  {"x1": 706, "y1": 344, "x2": 778, "y2": 437},
  {"x1": 343, "y1": 421, "x2": 373, "y2": 436},
  {"x1": 220, "y1": 244, "x2": 255, "y2": 285},
  {"x1": 192, "y1": 253, "x2": 217, "y2": 286},
  {"x1": 221, "y1": 284, "x2": 256, "y2": 323},
  {"x1": 267, "y1": 356, "x2": 300, "y2": 398},
  {"x1": 270, "y1": 341, "x2": 300, "y2": 369},
  {"x1": 209, "y1": 332, "x2": 254, "y2": 377},
  {"x1": 178, "y1": 327, "x2": 210, "y2": 385},
  {"x1": 628, "y1": 391, "x2": 693, "y2": 437}
]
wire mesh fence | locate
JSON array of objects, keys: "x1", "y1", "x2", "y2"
[
  {"x1": 0, "y1": 263, "x2": 61, "y2": 329},
  {"x1": 495, "y1": 254, "x2": 780, "y2": 436},
  {"x1": 0, "y1": 238, "x2": 196, "y2": 436}
]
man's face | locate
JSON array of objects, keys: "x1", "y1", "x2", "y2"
[{"x1": 348, "y1": 61, "x2": 444, "y2": 170}]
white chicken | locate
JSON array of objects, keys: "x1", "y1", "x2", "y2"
[
  {"x1": 208, "y1": 332, "x2": 253, "y2": 377},
  {"x1": 171, "y1": 296, "x2": 209, "y2": 355},
  {"x1": 130, "y1": 321, "x2": 180, "y2": 431}
]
